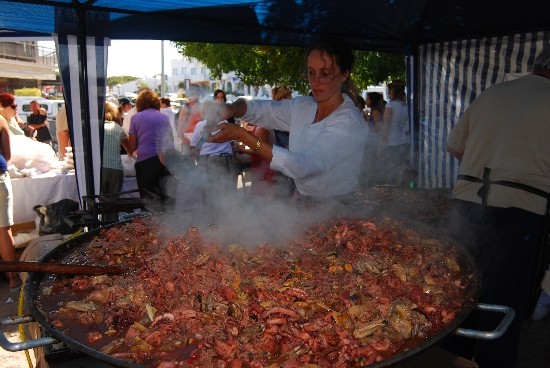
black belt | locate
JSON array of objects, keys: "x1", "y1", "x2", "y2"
[{"x1": 458, "y1": 167, "x2": 550, "y2": 215}]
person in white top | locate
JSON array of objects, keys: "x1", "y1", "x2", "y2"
[
  {"x1": 160, "y1": 97, "x2": 180, "y2": 151},
  {"x1": 190, "y1": 101, "x2": 235, "y2": 208},
  {"x1": 122, "y1": 105, "x2": 136, "y2": 134},
  {"x1": 381, "y1": 80, "x2": 409, "y2": 184},
  {"x1": 55, "y1": 105, "x2": 71, "y2": 159},
  {"x1": 207, "y1": 36, "x2": 368, "y2": 204}
]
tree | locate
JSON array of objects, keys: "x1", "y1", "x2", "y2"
[
  {"x1": 13, "y1": 87, "x2": 41, "y2": 97},
  {"x1": 136, "y1": 79, "x2": 149, "y2": 89},
  {"x1": 353, "y1": 52, "x2": 407, "y2": 90},
  {"x1": 106, "y1": 75, "x2": 140, "y2": 88},
  {"x1": 172, "y1": 42, "x2": 406, "y2": 94}
]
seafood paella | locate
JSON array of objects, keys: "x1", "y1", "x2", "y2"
[{"x1": 35, "y1": 216, "x2": 475, "y2": 367}]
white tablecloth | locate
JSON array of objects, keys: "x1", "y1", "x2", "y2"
[
  {"x1": 11, "y1": 171, "x2": 79, "y2": 224},
  {"x1": 11, "y1": 172, "x2": 138, "y2": 225},
  {"x1": 11, "y1": 171, "x2": 80, "y2": 224}
]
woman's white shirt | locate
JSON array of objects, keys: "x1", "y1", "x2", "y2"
[{"x1": 241, "y1": 94, "x2": 368, "y2": 197}]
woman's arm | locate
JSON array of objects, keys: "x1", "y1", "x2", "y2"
[
  {"x1": 127, "y1": 134, "x2": 137, "y2": 155},
  {"x1": 236, "y1": 127, "x2": 271, "y2": 156},
  {"x1": 121, "y1": 136, "x2": 132, "y2": 156},
  {"x1": 0, "y1": 117, "x2": 11, "y2": 161},
  {"x1": 208, "y1": 123, "x2": 273, "y2": 162}
]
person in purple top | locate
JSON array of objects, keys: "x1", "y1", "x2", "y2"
[{"x1": 128, "y1": 88, "x2": 175, "y2": 212}]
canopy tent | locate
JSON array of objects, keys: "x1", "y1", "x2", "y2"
[
  {"x1": 1, "y1": 0, "x2": 549, "y2": 200},
  {"x1": 2, "y1": 1, "x2": 550, "y2": 52}
]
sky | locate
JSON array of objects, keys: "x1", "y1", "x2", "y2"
[
  {"x1": 38, "y1": 39, "x2": 183, "y2": 79},
  {"x1": 106, "y1": 40, "x2": 182, "y2": 78}
]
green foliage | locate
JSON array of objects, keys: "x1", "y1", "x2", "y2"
[
  {"x1": 172, "y1": 42, "x2": 406, "y2": 94},
  {"x1": 136, "y1": 79, "x2": 149, "y2": 89},
  {"x1": 173, "y1": 42, "x2": 308, "y2": 94},
  {"x1": 14, "y1": 87, "x2": 41, "y2": 97},
  {"x1": 107, "y1": 76, "x2": 140, "y2": 87},
  {"x1": 353, "y1": 52, "x2": 407, "y2": 90},
  {"x1": 155, "y1": 84, "x2": 169, "y2": 93}
]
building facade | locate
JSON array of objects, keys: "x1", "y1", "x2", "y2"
[
  {"x1": 0, "y1": 41, "x2": 60, "y2": 96},
  {"x1": 168, "y1": 56, "x2": 254, "y2": 98}
]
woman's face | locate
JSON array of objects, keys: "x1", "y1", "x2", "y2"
[
  {"x1": 214, "y1": 92, "x2": 225, "y2": 104},
  {"x1": 306, "y1": 50, "x2": 349, "y2": 103},
  {"x1": 365, "y1": 96, "x2": 373, "y2": 107},
  {"x1": 2, "y1": 102, "x2": 17, "y2": 120}
]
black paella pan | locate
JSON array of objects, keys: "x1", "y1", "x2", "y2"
[{"x1": 3, "y1": 208, "x2": 514, "y2": 367}]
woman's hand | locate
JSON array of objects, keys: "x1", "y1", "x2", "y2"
[{"x1": 207, "y1": 122, "x2": 245, "y2": 143}]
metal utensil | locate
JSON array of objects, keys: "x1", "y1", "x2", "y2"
[{"x1": 0, "y1": 260, "x2": 131, "y2": 275}]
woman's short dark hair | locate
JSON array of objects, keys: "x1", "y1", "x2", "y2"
[
  {"x1": 367, "y1": 92, "x2": 386, "y2": 112},
  {"x1": 367, "y1": 92, "x2": 383, "y2": 104}
]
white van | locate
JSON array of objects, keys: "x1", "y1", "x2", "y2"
[{"x1": 15, "y1": 96, "x2": 65, "y2": 121}]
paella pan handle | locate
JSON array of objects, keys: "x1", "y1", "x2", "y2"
[
  {"x1": 454, "y1": 303, "x2": 515, "y2": 340},
  {"x1": 0, "y1": 315, "x2": 58, "y2": 351}
]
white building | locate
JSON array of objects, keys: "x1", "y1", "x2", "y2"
[
  {"x1": 168, "y1": 56, "x2": 255, "y2": 98},
  {"x1": 115, "y1": 56, "x2": 258, "y2": 99}
]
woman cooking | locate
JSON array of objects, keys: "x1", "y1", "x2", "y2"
[{"x1": 208, "y1": 36, "x2": 368, "y2": 204}]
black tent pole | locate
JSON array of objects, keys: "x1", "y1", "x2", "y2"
[{"x1": 76, "y1": 4, "x2": 96, "y2": 197}]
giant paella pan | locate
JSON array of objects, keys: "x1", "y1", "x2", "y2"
[{"x1": 2, "y1": 205, "x2": 513, "y2": 367}]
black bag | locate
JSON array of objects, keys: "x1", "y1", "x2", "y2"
[{"x1": 33, "y1": 199, "x2": 79, "y2": 235}]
